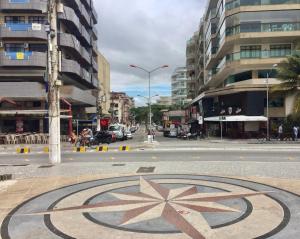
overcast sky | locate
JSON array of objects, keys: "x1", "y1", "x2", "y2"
[{"x1": 94, "y1": 0, "x2": 206, "y2": 106}]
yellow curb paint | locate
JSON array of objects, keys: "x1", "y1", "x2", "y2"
[
  {"x1": 73, "y1": 147, "x2": 86, "y2": 153},
  {"x1": 96, "y1": 146, "x2": 108, "y2": 152},
  {"x1": 16, "y1": 148, "x2": 30, "y2": 154},
  {"x1": 119, "y1": 146, "x2": 130, "y2": 151}
]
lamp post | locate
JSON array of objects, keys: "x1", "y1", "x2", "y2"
[
  {"x1": 266, "y1": 63, "x2": 278, "y2": 141},
  {"x1": 130, "y1": 65, "x2": 168, "y2": 131}
]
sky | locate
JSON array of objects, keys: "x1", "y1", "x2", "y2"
[{"x1": 94, "y1": 0, "x2": 206, "y2": 106}]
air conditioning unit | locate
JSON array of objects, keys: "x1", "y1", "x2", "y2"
[{"x1": 24, "y1": 43, "x2": 29, "y2": 48}]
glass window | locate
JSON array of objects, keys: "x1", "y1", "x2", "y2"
[
  {"x1": 240, "y1": 45, "x2": 261, "y2": 58},
  {"x1": 29, "y1": 44, "x2": 47, "y2": 52},
  {"x1": 4, "y1": 16, "x2": 25, "y2": 23},
  {"x1": 28, "y1": 16, "x2": 47, "y2": 24},
  {"x1": 5, "y1": 43, "x2": 25, "y2": 52},
  {"x1": 270, "y1": 44, "x2": 291, "y2": 57}
]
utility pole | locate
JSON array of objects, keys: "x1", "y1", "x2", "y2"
[{"x1": 48, "y1": 0, "x2": 61, "y2": 164}]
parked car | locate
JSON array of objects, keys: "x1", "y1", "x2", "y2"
[
  {"x1": 126, "y1": 130, "x2": 133, "y2": 139},
  {"x1": 130, "y1": 126, "x2": 137, "y2": 133},
  {"x1": 108, "y1": 124, "x2": 126, "y2": 141},
  {"x1": 92, "y1": 131, "x2": 114, "y2": 145}
]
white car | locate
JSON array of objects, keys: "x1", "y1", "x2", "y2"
[
  {"x1": 108, "y1": 124, "x2": 126, "y2": 141},
  {"x1": 126, "y1": 131, "x2": 133, "y2": 139}
]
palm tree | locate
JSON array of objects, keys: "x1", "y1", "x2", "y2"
[{"x1": 272, "y1": 53, "x2": 300, "y2": 113}]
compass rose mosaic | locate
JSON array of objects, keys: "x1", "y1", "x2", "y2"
[{"x1": 1, "y1": 175, "x2": 300, "y2": 239}]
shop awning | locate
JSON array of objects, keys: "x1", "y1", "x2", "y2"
[
  {"x1": 0, "y1": 109, "x2": 70, "y2": 115},
  {"x1": 204, "y1": 115, "x2": 267, "y2": 122}
]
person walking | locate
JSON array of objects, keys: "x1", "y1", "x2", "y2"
[
  {"x1": 293, "y1": 126, "x2": 298, "y2": 141},
  {"x1": 278, "y1": 124, "x2": 283, "y2": 141}
]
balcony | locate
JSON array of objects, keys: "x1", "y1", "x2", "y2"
[
  {"x1": 58, "y1": 6, "x2": 81, "y2": 36},
  {"x1": 92, "y1": 40, "x2": 98, "y2": 54},
  {"x1": 80, "y1": 3, "x2": 91, "y2": 27},
  {"x1": 81, "y1": 68, "x2": 91, "y2": 83},
  {"x1": 91, "y1": 1, "x2": 98, "y2": 24},
  {"x1": 226, "y1": 0, "x2": 300, "y2": 11},
  {"x1": 81, "y1": 47, "x2": 91, "y2": 65},
  {"x1": 0, "y1": 23, "x2": 47, "y2": 40},
  {"x1": 81, "y1": 24, "x2": 91, "y2": 45},
  {"x1": 92, "y1": 27, "x2": 98, "y2": 40},
  {"x1": 0, "y1": 0, "x2": 47, "y2": 13},
  {"x1": 61, "y1": 58, "x2": 81, "y2": 78},
  {"x1": 0, "y1": 51, "x2": 46, "y2": 68},
  {"x1": 58, "y1": 33, "x2": 81, "y2": 54},
  {"x1": 92, "y1": 73, "x2": 99, "y2": 88},
  {"x1": 92, "y1": 57, "x2": 98, "y2": 72}
]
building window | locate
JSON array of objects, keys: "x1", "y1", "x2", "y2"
[
  {"x1": 29, "y1": 44, "x2": 47, "y2": 52},
  {"x1": 4, "y1": 16, "x2": 25, "y2": 23},
  {"x1": 240, "y1": 45, "x2": 261, "y2": 58},
  {"x1": 28, "y1": 16, "x2": 47, "y2": 24},
  {"x1": 270, "y1": 44, "x2": 291, "y2": 57},
  {"x1": 5, "y1": 43, "x2": 25, "y2": 52}
]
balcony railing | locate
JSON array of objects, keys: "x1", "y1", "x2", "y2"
[
  {"x1": 226, "y1": 22, "x2": 300, "y2": 37},
  {"x1": 227, "y1": 49, "x2": 299, "y2": 62},
  {"x1": 92, "y1": 58, "x2": 98, "y2": 72},
  {"x1": 58, "y1": 6, "x2": 81, "y2": 35},
  {"x1": 0, "y1": 0, "x2": 47, "y2": 12},
  {"x1": 0, "y1": 23, "x2": 47, "y2": 40},
  {"x1": 226, "y1": 0, "x2": 300, "y2": 11},
  {"x1": 91, "y1": 1, "x2": 98, "y2": 24},
  {"x1": 0, "y1": 51, "x2": 46, "y2": 67},
  {"x1": 61, "y1": 58, "x2": 81, "y2": 78}
]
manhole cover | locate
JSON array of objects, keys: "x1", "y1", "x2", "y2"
[{"x1": 137, "y1": 167, "x2": 155, "y2": 173}]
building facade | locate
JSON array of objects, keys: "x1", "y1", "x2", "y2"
[
  {"x1": 110, "y1": 92, "x2": 135, "y2": 125},
  {"x1": 171, "y1": 67, "x2": 191, "y2": 106},
  {"x1": 97, "y1": 52, "x2": 111, "y2": 115},
  {"x1": 187, "y1": 0, "x2": 300, "y2": 138},
  {"x1": 0, "y1": 0, "x2": 98, "y2": 133},
  {"x1": 156, "y1": 96, "x2": 172, "y2": 106}
]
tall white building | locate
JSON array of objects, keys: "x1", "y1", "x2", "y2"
[{"x1": 171, "y1": 67, "x2": 191, "y2": 106}]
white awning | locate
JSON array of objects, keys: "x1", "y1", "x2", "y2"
[
  {"x1": 204, "y1": 115, "x2": 267, "y2": 122},
  {"x1": 0, "y1": 110, "x2": 70, "y2": 115}
]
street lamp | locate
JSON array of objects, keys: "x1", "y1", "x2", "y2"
[
  {"x1": 266, "y1": 63, "x2": 278, "y2": 141},
  {"x1": 130, "y1": 65, "x2": 168, "y2": 131}
]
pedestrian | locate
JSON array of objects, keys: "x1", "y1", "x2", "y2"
[
  {"x1": 293, "y1": 126, "x2": 298, "y2": 141},
  {"x1": 152, "y1": 129, "x2": 156, "y2": 140},
  {"x1": 278, "y1": 124, "x2": 283, "y2": 141}
]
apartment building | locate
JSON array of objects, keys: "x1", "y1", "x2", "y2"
[
  {"x1": 187, "y1": 0, "x2": 300, "y2": 138},
  {"x1": 171, "y1": 67, "x2": 191, "y2": 106},
  {"x1": 86, "y1": 51, "x2": 111, "y2": 119},
  {"x1": 110, "y1": 92, "x2": 135, "y2": 125},
  {"x1": 156, "y1": 96, "x2": 172, "y2": 106},
  {"x1": 0, "y1": 0, "x2": 98, "y2": 133}
]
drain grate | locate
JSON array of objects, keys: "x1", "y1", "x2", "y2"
[
  {"x1": 39, "y1": 165, "x2": 55, "y2": 168},
  {"x1": 0, "y1": 174, "x2": 12, "y2": 181},
  {"x1": 137, "y1": 167, "x2": 155, "y2": 173},
  {"x1": 112, "y1": 164, "x2": 126, "y2": 167}
]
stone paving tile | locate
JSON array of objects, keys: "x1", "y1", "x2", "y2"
[{"x1": 1, "y1": 174, "x2": 300, "y2": 239}]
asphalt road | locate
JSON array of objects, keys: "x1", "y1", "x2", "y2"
[{"x1": 1, "y1": 128, "x2": 300, "y2": 165}]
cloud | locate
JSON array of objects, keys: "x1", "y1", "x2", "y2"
[{"x1": 94, "y1": 0, "x2": 206, "y2": 105}]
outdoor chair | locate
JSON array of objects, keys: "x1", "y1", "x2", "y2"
[{"x1": 3, "y1": 135, "x2": 11, "y2": 145}]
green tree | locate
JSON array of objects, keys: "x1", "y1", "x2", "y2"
[{"x1": 272, "y1": 53, "x2": 300, "y2": 113}]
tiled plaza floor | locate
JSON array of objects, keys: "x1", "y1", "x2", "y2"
[{"x1": 1, "y1": 173, "x2": 300, "y2": 239}]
